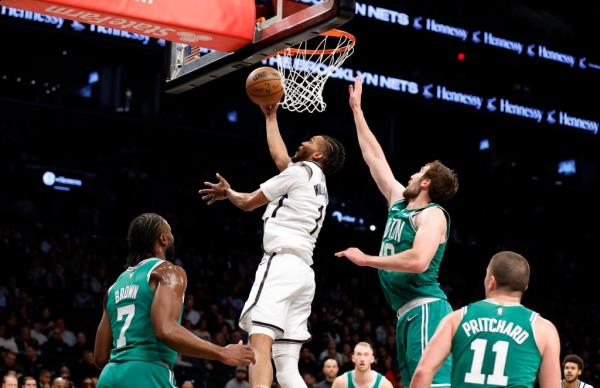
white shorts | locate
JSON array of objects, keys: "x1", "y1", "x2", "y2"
[{"x1": 239, "y1": 252, "x2": 315, "y2": 342}]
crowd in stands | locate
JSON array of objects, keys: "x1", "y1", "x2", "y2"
[{"x1": 1, "y1": 204, "x2": 599, "y2": 388}]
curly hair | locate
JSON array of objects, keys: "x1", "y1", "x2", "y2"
[
  {"x1": 320, "y1": 135, "x2": 346, "y2": 176},
  {"x1": 563, "y1": 354, "x2": 585, "y2": 371}
]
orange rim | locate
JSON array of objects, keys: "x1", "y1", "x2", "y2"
[{"x1": 277, "y1": 29, "x2": 356, "y2": 57}]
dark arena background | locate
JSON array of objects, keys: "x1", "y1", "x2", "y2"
[{"x1": 1, "y1": 0, "x2": 599, "y2": 387}]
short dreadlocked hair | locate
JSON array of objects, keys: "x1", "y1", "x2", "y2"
[{"x1": 319, "y1": 135, "x2": 346, "y2": 176}]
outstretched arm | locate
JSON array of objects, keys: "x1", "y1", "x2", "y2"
[
  {"x1": 536, "y1": 317, "x2": 561, "y2": 388},
  {"x1": 336, "y1": 206, "x2": 446, "y2": 273},
  {"x1": 150, "y1": 263, "x2": 255, "y2": 366},
  {"x1": 349, "y1": 76, "x2": 405, "y2": 206},
  {"x1": 199, "y1": 173, "x2": 269, "y2": 212},
  {"x1": 261, "y1": 104, "x2": 291, "y2": 172},
  {"x1": 410, "y1": 311, "x2": 459, "y2": 388}
]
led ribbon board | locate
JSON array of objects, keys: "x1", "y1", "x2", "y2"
[{"x1": 0, "y1": 0, "x2": 255, "y2": 50}]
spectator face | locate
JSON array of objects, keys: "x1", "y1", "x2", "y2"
[
  {"x1": 39, "y1": 371, "x2": 51, "y2": 385},
  {"x1": 563, "y1": 361, "x2": 582, "y2": 383},
  {"x1": 51, "y1": 377, "x2": 68, "y2": 388},
  {"x1": 81, "y1": 378, "x2": 94, "y2": 388},
  {"x1": 76, "y1": 332, "x2": 86, "y2": 346},
  {"x1": 25, "y1": 346, "x2": 37, "y2": 360},
  {"x1": 181, "y1": 382, "x2": 193, "y2": 388},
  {"x1": 20, "y1": 327, "x2": 31, "y2": 341},
  {"x1": 50, "y1": 328, "x2": 62, "y2": 341},
  {"x1": 2, "y1": 375, "x2": 18, "y2": 388},
  {"x1": 3, "y1": 353, "x2": 17, "y2": 367},
  {"x1": 32, "y1": 323, "x2": 43, "y2": 333},
  {"x1": 55, "y1": 319, "x2": 65, "y2": 331},
  {"x1": 235, "y1": 368, "x2": 247, "y2": 381},
  {"x1": 322, "y1": 359, "x2": 339, "y2": 380},
  {"x1": 22, "y1": 377, "x2": 37, "y2": 388},
  {"x1": 301, "y1": 347, "x2": 312, "y2": 359},
  {"x1": 83, "y1": 350, "x2": 94, "y2": 364},
  {"x1": 302, "y1": 373, "x2": 316, "y2": 386}
]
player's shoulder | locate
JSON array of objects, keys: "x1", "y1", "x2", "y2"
[
  {"x1": 416, "y1": 205, "x2": 447, "y2": 227},
  {"x1": 421, "y1": 203, "x2": 447, "y2": 217},
  {"x1": 379, "y1": 373, "x2": 394, "y2": 388},
  {"x1": 331, "y1": 372, "x2": 348, "y2": 388},
  {"x1": 532, "y1": 314, "x2": 560, "y2": 354},
  {"x1": 289, "y1": 161, "x2": 322, "y2": 179},
  {"x1": 151, "y1": 261, "x2": 187, "y2": 281},
  {"x1": 534, "y1": 315, "x2": 558, "y2": 335}
]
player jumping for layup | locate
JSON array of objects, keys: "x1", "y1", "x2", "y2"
[{"x1": 200, "y1": 103, "x2": 345, "y2": 388}]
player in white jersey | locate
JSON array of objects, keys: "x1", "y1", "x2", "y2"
[
  {"x1": 199, "y1": 103, "x2": 345, "y2": 388},
  {"x1": 562, "y1": 354, "x2": 594, "y2": 388}
]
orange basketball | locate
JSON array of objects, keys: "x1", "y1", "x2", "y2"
[{"x1": 246, "y1": 67, "x2": 284, "y2": 106}]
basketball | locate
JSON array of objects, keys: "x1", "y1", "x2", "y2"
[{"x1": 245, "y1": 67, "x2": 284, "y2": 106}]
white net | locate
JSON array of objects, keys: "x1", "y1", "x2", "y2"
[{"x1": 275, "y1": 30, "x2": 355, "y2": 113}]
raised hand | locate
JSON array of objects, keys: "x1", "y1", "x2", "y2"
[
  {"x1": 199, "y1": 173, "x2": 231, "y2": 205},
  {"x1": 260, "y1": 103, "x2": 279, "y2": 118},
  {"x1": 222, "y1": 340, "x2": 255, "y2": 366},
  {"x1": 348, "y1": 76, "x2": 363, "y2": 112},
  {"x1": 335, "y1": 247, "x2": 369, "y2": 267}
]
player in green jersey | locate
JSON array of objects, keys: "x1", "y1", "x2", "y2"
[
  {"x1": 94, "y1": 213, "x2": 255, "y2": 388},
  {"x1": 411, "y1": 251, "x2": 561, "y2": 388},
  {"x1": 336, "y1": 76, "x2": 459, "y2": 386},
  {"x1": 332, "y1": 342, "x2": 393, "y2": 388}
]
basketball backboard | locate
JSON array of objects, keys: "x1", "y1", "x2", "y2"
[{"x1": 165, "y1": 0, "x2": 355, "y2": 94}]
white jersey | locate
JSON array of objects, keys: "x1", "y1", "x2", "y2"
[
  {"x1": 260, "y1": 161, "x2": 328, "y2": 265},
  {"x1": 561, "y1": 381, "x2": 594, "y2": 388}
]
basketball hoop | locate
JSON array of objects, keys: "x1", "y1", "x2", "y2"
[{"x1": 275, "y1": 29, "x2": 356, "y2": 113}]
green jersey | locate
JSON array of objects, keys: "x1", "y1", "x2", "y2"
[
  {"x1": 378, "y1": 199, "x2": 449, "y2": 310},
  {"x1": 106, "y1": 258, "x2": 178, "y2": 369},
  {"x1": 344, "y1": 371, "x2": 383, "y2": 388},
  {"x1": 451, "y1": 299, "x2": 542, "y2": 387}
]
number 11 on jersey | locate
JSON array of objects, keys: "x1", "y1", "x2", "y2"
[{"x1": 465, "y1": 338, "x2": 509, "y2": 386}]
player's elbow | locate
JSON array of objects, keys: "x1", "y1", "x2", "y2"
[
  {"x1": 412, "y1": 261, "x2": 429, "y2": 273},
  {"x1": 410, "y1": 366, "x2": 429, "y2": 388},
  {"x1": 275, "y1": 159, "x2": 289, "y2": 172},
  {"x1": 94, "y1": 353, "x2": 108, "y2": 369},
  {"x1": 240, "y1": 201, "x2": 256, "y2": 212},
  {"x1": 153, "y1": 321, "x2": 174, "y2": 343},
  {"x1": 409, "y1": 252, "x2": 431, "y2": 273}
]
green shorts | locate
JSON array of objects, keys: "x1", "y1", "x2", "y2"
[
  {"x1": 396, "y1": 298, "x2": 452, "y2": 386},
  {"x1": 97, "y1": 360, "x2": 177, "y2": 388}
]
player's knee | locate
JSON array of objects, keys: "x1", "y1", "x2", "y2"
[
  {"x1": 274, "y1": 359, "x2": 305, "y2": 388},
  {"x1": 273, "y1": 344, "x2": 304, "y2": 388}
]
